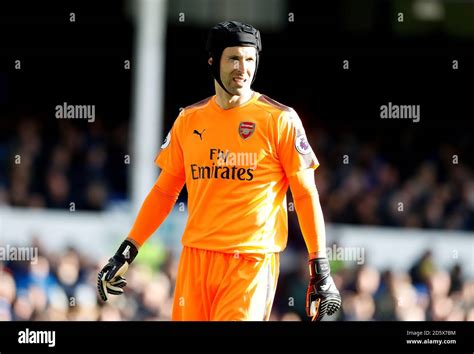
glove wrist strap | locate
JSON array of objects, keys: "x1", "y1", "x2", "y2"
[
  {"x1": 309, "y1": 257, "x2": 330, "y2": 277},
  {"x1": 115, "y1": 240, "x2": 139, "y2": 264}
]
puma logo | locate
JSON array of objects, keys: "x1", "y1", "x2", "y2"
[
  {"x1": 193, "y1": 129, "x2": 205, "y2": 140},
  {"x1": 122, "y1": 245, "x2": 130, "y2": 259}
]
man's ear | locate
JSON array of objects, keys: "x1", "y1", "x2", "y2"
[{"x1": 208, "y1": 57, "x2": 213, "y2": 65}]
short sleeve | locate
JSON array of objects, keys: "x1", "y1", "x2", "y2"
[
  {"x1": 277, "y1": 109, "x2": 319, "y2": 178},
  {"x1": 154, "y1": 113, "x2": 185, "y2": 179}
]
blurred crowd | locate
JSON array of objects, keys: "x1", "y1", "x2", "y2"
[
  {"x1": 0, "y1": 116, "x2": 128, "y2": 210},
  {"x1": 274, "y1": 249, "x2": 474, "y2": 321},
  {"x1": 308, "y1": 128, "x2": 474, "y2": 231},
  {"x1": 1, "y1": 115, "x2": 473, "y2": 231},
  {"x1": 1, "y1": 240, "x2": 472, "y2": 322}
]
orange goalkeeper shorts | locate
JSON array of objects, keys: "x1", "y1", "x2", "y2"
[{"x1": 172, "y1": 246, "x2": 280, "y2": 321}]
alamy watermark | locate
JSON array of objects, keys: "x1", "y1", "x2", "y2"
[
  {"x1": 0, "y1": 245, "x2": 38, "y2": 264},
  {"x1": 213, "y1": 148, "x2": 258, "y2": 170},
  {"x1": 326, "y1": 245, "x2": 365, "y2": 265},
  {"x1": 380, "y1": 102, "x2": 420, "y2": 123},
  {"x1": 55, "y1": 102, "x2": 95, "y2": 122},
  {"x1": 18, "y1": 328, "x2": 55, "y2": 348}
]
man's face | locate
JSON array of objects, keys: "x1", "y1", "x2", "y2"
[{"x1": 218, "y1": 46, "x2": 256, "y2": 96}]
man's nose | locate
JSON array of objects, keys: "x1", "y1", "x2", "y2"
[{"x1": 233, "y1": 59, "x2": 248, "y2": 73}]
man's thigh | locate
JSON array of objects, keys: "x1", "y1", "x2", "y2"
[{"x1": 210, "y1": 253, "x2": 280, "y2": 321}]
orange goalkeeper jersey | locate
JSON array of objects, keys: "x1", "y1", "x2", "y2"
[{"x1": 155, "y1": 92, "x2": 319, "y2": 254}]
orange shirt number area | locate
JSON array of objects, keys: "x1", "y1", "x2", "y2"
[{"x1": 156, "y1": 92, "x2": 318, "y2": 255}]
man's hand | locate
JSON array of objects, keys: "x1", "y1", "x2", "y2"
[
  {"x1": 97, "y1": 240, "x2": 138, "y2": 302},
  {"x1": 306, "y1": 257, "x2": 341, "y2": 321}
]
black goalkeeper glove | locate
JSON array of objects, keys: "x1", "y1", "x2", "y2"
[
  {"x1": 97, "y1": 240, "x2": 138, "y2": 302},
  {"x1": 306, "y1": 257, "x2": 342, "y2": 321}
]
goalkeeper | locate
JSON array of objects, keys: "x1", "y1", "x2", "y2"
[{"x1": 98, "y1": 21, "x2": 341, "y2": 321}]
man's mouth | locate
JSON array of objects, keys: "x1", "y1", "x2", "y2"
[{"x1": 233, "y1": 77, "x2": 247, "y2": 85}]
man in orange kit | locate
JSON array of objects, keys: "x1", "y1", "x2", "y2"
[{"x1": 98, "y1": 21, "x2": 341, "y2": 321}]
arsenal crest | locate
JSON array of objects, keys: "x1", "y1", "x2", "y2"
[{"x1": 239, "y1": 121, "x2": 256, "y2": 140}]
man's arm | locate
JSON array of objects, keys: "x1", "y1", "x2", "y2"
[
  {"x1": 288, "y1": 168, "x2": 341, "y2": 321},
  {"x1": 288, "y1": 169, "x2": 327, "y2": 259},
  {"x1": 127, "y1": 170, "x2": 185, "y2": 246},
  {"x1": 97, "y1": 170, "x2": 185, "y2": 301}
]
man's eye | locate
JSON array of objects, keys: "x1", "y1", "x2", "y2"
[{"x1": 246, "y1": 58, "x2": 254, "y2": 61}]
